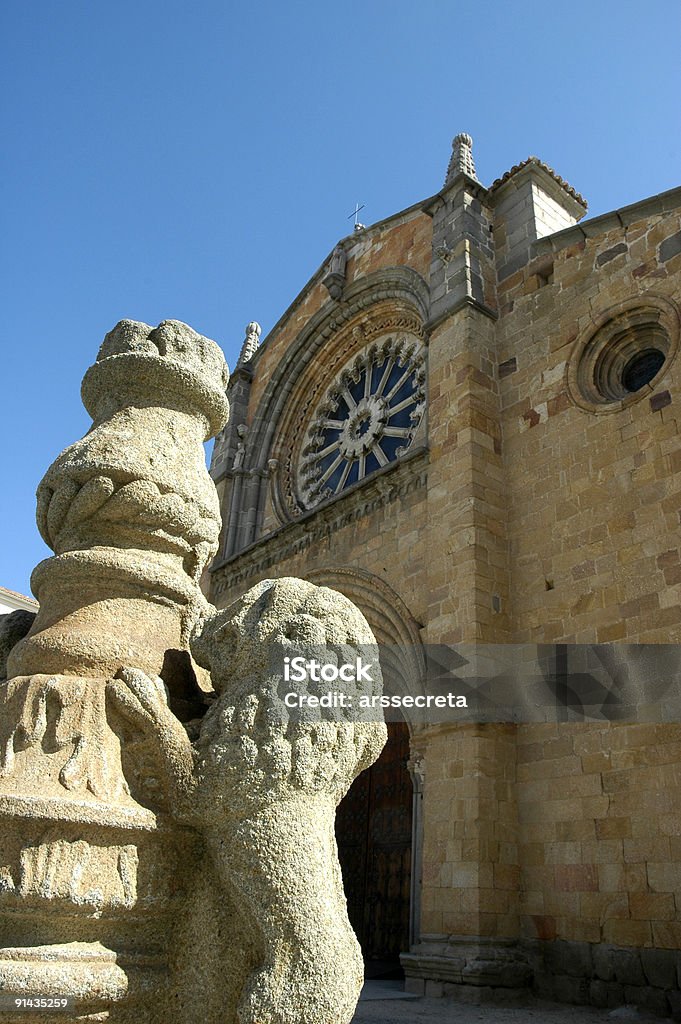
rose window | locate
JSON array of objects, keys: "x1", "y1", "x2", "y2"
[{"x1": 298, "y1": 337, "x2": 425, "y2": 508}]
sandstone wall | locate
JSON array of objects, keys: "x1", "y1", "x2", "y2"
[{"x1": 209, "y1": 174, "x2": 681, "y2": 1011}]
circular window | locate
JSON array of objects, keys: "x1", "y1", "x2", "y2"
[
  {"x1": 298, "y1": 336, "x2": 425, "y2": 508},
  {"x1": 567, "y1": 298, "x2": 680, "y2": 412}
]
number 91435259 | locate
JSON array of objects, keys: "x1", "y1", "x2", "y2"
[{"x1": 0, "y1": 996, "x2": 72, "y2": 1012}]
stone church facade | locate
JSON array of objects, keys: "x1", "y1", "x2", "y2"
[{"x1": 207, "y1": 135, "x2": 681, "y2": 1014}]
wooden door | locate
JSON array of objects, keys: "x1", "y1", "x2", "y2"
[{"x1": 335, "y1": 721, "x2": 413, "y2": 961}]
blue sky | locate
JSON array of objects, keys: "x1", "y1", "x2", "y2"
[{"x1": 2, "y1": 0, "x2": 679, "y2": 595}]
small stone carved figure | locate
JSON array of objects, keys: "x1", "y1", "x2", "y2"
[
  {"x1": 232, "y1": 423, "x2": 248, "y2": 470},
  {"x1": 330, "y1": 244, "x2": 347, "y2": 277},
  {"x1": 322, "y1": 245, "x2": 347, "y2": 300},
  {"x1": 107, "y1": 577, "x2": 386, "y2": 1024}
]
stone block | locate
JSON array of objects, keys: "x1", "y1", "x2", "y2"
[
  {"x1": 648, "y1": 861, "x2": 681, "y2": 892},
  {"x1": 425, "y1": 980, "x2": 444, "y2": 997},
  {"x1": 605, "y1": 947, "x2": 646, "y2": 987},
  {"x1": 404, "y1": 977, "x2": 425, "y2": 996},
  {"x1": 589, "y1": 979, "x2": 627, "y2": 1008},
  {"x1": 630, "y1": 892, "x2": 676, "y2": 920},
  {"x1": 593, "y1": 944, "x2": 617, "y2": 982},
  {"x1": 552, "y1": 974, "x2": 591, "y2": 1005},
  {"x1": 543, "y1": 939, "x2": 593, "y2": 979},
  {"x1": 624, "y1": 984, "x2": 671, "y2": 1016},
  {"x1": 554, "y1": 864, "x2": 599, "y2": 892},
  {"x1": 667, "y1": 988, "x2": 681, "y2": 1022},
  {"x1": 531, "y1": 971, "x2": 556, "y2": 1000},
  {"x1": 603, "y1": 920, "x2": 653, "y2": 948},
  {"x1": 641, "y1": 947, "x2": 678, "y2": 989},
  {"x1": 588, "y1": 979, "x2": 608, "y2": 1008},
  {"x1": 660, "y1": 230, "x2": 681, "y2": 262},
  {"x1": 650, "y1": 389, "x2": 672, "y2": 411}
]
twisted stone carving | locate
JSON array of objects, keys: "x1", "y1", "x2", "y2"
[
  {"x1": 10, "y1": 319, "x2": 228, "y2": 684},
  {"x1": 0, "y1": 320, "x2": 229, "y2": 1023},
  {"x1": 0, "y1": 320, "x2": 386, "y2": 1023}
]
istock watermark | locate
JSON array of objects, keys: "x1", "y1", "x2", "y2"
[
  {"x1": 273, "y1": 642, "x2": 681, "y2": 723},
  {"x1": 283, "y1": 655, "x2": 374, "y2": 683}
]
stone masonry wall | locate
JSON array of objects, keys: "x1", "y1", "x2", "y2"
[
  {"x1": 246, "y1": 210, "x2": 432, "y2": 425},
  {"x1": 532, "y1": 182, "x2": 579, "y2": 238},
  {"x1": 498, "y1": 208, "x2": 681, "y2": 644},
  {"x1": 210, "y1": 171, "x2": 681, "y2": 1014},
  {"x1": 211, "y1": 455, "x2": 429, "y2": 623},
  {"x1": 499, "y1": 206, "x2": 681, "y2": 1009},
  {"x1": 518, "y1": 722, "x2": 681, "y2": 950},
  {"x1": 419, "y1": 724, "x2": 519, "y2": 941}
]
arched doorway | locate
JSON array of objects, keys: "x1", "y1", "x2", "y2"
[{"x1": 336, "y1": 720, "x2": 413, "y2": 969}]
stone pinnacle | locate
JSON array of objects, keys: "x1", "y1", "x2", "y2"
[
  {"x1": 237, "y1": 321, "x2": 262, "y2": 366},
  {"x1": 444, "y1": 131, "x2": 479, "y2": 186}
]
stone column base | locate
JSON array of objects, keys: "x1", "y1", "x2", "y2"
[
  {"x1": 0, "y1": 942, "x2": 164, "y2": 1023},
  {"x1": 401, "y1": 936, "x2": 532, "y2": 1002}
]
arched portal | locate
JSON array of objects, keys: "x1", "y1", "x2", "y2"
[
  {"x1": 336, "y1": 719, "x2": 413, "y2": 964},
  {"x1": 303, "y1": 567, "x2": 425, "y2": 971}
]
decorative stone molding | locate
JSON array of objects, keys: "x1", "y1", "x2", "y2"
[
  {"x1": 304, "y1": 564, "x2": 425, "y2": 691},
  {"x1": 211, "y1": 450, "x2": 428, "y2": 591},
  {"x1": 566, "y1": 294, "x2": 681, "y2": 414},
  {"x1": 233, "y1": 268, "x2": 429, "y2": 547},
  {"x1": 406, "y1": 750, "x2": 426, "y2": 947},
  {"x1": 402, "y1": 936, "x2": 532, "y2": 998}
]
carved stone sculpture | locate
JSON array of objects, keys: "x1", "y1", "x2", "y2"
[
  {"x1": 322, "y1": 245, "x2": 347, "y2": 301},
  {"x1": 232, "y1": 424, "x2": 248, "y2": 470},
  {"x1": 109, "y1": 578, "x2": 386, "y2": 1023},
  {"x1": 10, "y1": 318, "x2": 229, "y2": 683},
  {"x1": 0, "y1": 320, "x2": 386, "y2": 1023},
  {"x1": 0, "y1": 319, "x2": 228, "y2": 1022}
]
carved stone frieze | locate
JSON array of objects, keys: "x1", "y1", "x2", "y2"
[{"x1": 0, "y1": 675, "x2": 125, "y2": 802}]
